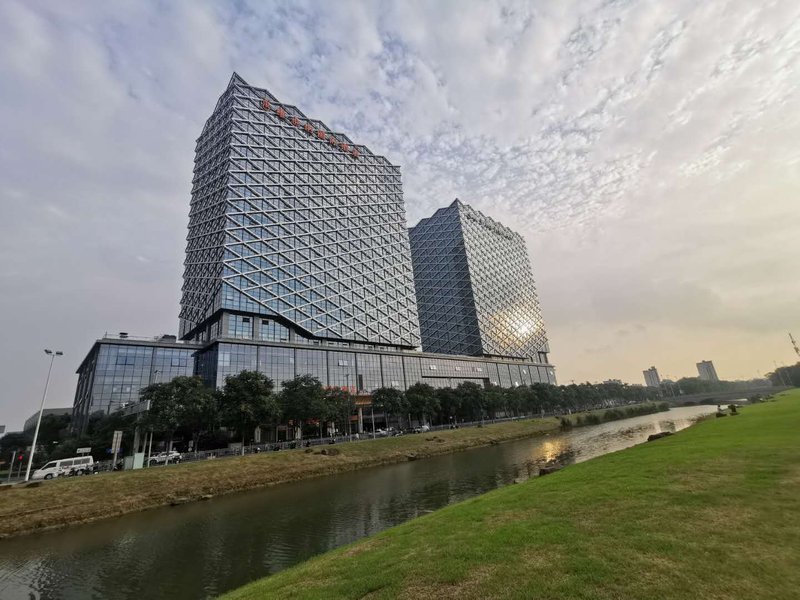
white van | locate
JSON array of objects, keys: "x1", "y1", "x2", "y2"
[{"x1": 32, "y1": 456, "x2": 94, "y2": 480}]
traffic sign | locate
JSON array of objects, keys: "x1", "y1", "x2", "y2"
[
  {"x1": 111, "y1": 431, "x2": 123, "y2": 454},
  {"x1": 77, "y1": 447, "x2": 91, "y2": 454}
]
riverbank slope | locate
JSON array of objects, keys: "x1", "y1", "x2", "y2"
[
  {"x1": 224, "y1": 390, "x2": 800, "y2": 600},
  {"x1": 0, "y1": 416, "x2": 559, "y2": 538}
]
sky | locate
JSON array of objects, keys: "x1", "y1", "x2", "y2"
[{"x1": 1, "y1": 0, "x2": 798, "y2": 430}]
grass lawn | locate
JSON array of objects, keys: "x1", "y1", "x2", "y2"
[
  {"x1": 223, "y1": 390, "x2": 800, "y2": 600},
  {"x1": 0, "y1": 415, "x2": 558, "y2": 538}
]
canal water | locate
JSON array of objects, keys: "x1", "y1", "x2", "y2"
[{"x1": 0, "y1": 405, "x2": 715, "y2": 600}]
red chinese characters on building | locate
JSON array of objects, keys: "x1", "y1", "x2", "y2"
[{"x1": 260, "y1": 97, "x2": 359, "y2": 159}]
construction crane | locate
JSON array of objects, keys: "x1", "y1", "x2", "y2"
[{"x1": 791, "y1": 333, "x2": 800, "y2": 359}]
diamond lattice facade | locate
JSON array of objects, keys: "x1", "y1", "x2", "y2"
[
  {"x1": 409, "y1": 200, "x2": 550, "y2": 361},
  {"x1": 180, "y1": 73, "x2": 421, "y2": 349},
  {"x1": 72, "y1": 75, "x2": 557, "y2": 432}
]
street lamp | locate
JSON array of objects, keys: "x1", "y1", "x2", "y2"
[{"x1": 25, "y1": 349, "x2": 63, "y2": 481}]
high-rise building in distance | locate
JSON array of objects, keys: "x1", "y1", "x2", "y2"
[
  {"x1": 408, "y1": 200, "x2": 550, "y2": 362},
  {"x1": 696, "y1": 360, "x2": 719, "y2": 382},
  {"x1": 643, "y1": 366, "x2": 661, "y2": 387}
]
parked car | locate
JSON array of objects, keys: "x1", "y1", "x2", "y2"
[
  {"x1": 148, "y1": 451, "x2": 182, "y2": 466},
  {"x1": 412, "y1": 425, "x2": 431, "y2": 433},
  {"x1": 32, "y1": 456, "x2": 94, "y2": 480}
]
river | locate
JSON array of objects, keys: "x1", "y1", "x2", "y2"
[{"x1": 0, "y1": 405, "x2": 716, "y2": 599}]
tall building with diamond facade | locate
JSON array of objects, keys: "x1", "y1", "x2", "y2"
[
  {"x1": 72, "y1": 75, "x2": 556, "y2": 432},
  {"x1": 409, "y1": 200, "x2": 550, "y2": 363},
  {"x1": 180, "y1": 73, "x2": 420, "y2": 349}
]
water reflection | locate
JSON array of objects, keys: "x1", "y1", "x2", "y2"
[{"x1": 0, "y1": 405, "x2": 715, "y2": 600}]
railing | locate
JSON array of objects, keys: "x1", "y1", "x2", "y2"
[{"x1": 101, "y1": 333, "x2": 198, "y2": 345}]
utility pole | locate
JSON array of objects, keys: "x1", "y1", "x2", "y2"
[
  {"x1": 25, "y1": 349, "x2": 63, "y2": 481},
  {"x1": 7, "y1": 451, "x2": 15, "y2": 482}
]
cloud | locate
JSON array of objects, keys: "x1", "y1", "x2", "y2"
[{"x1": 0, "y1": 0, "x2": 798, "y2": 428}]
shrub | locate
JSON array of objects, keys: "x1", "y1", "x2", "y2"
[{"x1": 583, "y1": 414, "x2": 601, "y2": 425}]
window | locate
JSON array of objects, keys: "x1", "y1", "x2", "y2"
[
  {"x1": 229, "y1": 315, "x2": 253, "y2": 339},
  {"x1": 338, "y1": 360, "x2": 349, "y2": 367},
  {"x1": 260, "y1": 319, "x2": 289, "y2": 342},
  {"x1": 429, "y1": 365, "x2": 437, "y2": 371}
]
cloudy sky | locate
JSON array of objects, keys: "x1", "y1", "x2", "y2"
[{"x1": 1, "y1": 0, "x2": 798, "y2": 429}]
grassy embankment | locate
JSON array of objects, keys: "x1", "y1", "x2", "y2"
[
  {"x1": 224, "y1": 391, "x2": 800, "y2": 600},
  {"x1": 0, "y1": 416, "x2": 559, "y2": 538}
]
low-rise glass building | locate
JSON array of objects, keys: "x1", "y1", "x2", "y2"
[{"x1": 72, "y1": 335, "x2": 199, "y2": 431}]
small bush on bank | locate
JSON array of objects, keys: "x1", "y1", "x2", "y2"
[{"x1": 583, "y1": 414, "x2": 601, "y2": 425}]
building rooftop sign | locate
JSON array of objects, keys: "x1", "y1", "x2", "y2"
[{"x1": 262, "y1": 97, "x2": 360, "y2": 159}]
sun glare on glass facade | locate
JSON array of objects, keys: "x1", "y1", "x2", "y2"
[{"x1": 409, "y1": 200, "x2": 550, "y2": 362}]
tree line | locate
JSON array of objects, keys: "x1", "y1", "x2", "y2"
[
  {"x1": 768, "y1": 363, "x2": 800, "y2": 388},
  {"x1": 4, "y1": 373, "x2": 667, "y2": 462},
  {"x1": 8, "y1": 370, "x2": 766, "y2": 465}
]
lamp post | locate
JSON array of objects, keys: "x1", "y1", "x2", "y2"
[{"x1": 25, "y1": 349, "x2": 63, "y2": 481}]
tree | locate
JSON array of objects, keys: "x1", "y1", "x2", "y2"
[
  {"x1": 483, "y1": 385, "x2": 505, "y2": 419},
  {"x1": 141, "y1": 376, "x2": 215, "y2": 454},
  {"x1": 218, "y1": 371, "x2": 280, "y2": 450},
  {"x1": 371, "y1": 387, "x2": 407, "y2": 429},
  {"x1": 0, "y1": 431, "x2": 32, "y2": 457},
  {"x1": 405, "y1": 382, "x2": 438, "y2": 426},
  {"x1": 179, "y1": 384, "x2": 217, "y2": 454},
  {"x1": 140, "y1": 381, "x2": 182, "y2": 449},
  {"x1": 456, "y1": 382, "x2": 485, "y2": 422},
  {"x1": 435, "y1": 387, "x2": 461, "y2": 425},
  {"x1": 322, "y1": 387, "x2": 355, "y2": 436},
  {"x1": 36, "y1": 414, "x2": 72, "y2": 447},
  {"x1": 278, "y1": 375, "x2": 325, "y2": 440},
  {"x1": 528, "y1": 383, "x2": 550, "y2": 414},
  {"x1": 769, "y1": 363, "x2": 800, "y2": 387}
]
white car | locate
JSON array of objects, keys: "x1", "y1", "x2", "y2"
[
  {"x1": 32, "y1": 456, "x2": 94, "y2": 480},
  {"x1": 148, "y1": 451, "x2": 182, "y2": 466}
]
